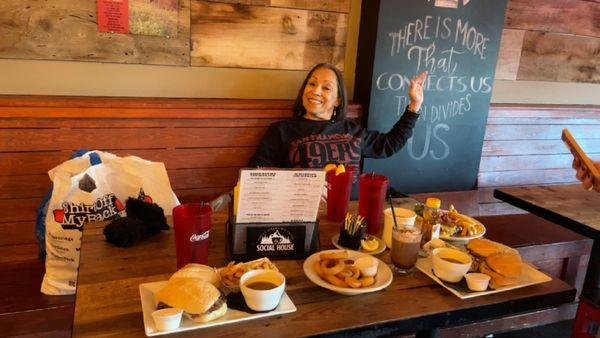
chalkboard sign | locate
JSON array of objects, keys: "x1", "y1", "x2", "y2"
[{"x1": 356, "y1": 0, "x2": 508, "y2": 193}]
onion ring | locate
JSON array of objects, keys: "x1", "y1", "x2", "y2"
[
  {"x1": 336, "y1": 268, "x2": 353, "y2": 279},
  {"x1": 320, "y1": 259, "x2": 345, "y2": 276},
  {"x1": 314, "y1": 261, "x2": 324, "y2": 278},
  {"x1": 324, "y1": 273, "x2": 349, "y2": 288},
  {"x1": 320, "y1": 251, "x2": 348, "y2": 261},
  {"x1": 348, "y1": 265, "x2": 360, "y2": 279},
  {"x1": 344, "y1": 276, "x2": 362, "y2": 288},
  {"x1": 360, "y1": 276, "x2": 375, "y2": 287}
]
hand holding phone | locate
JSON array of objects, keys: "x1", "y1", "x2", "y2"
[{"x1": 562, "y1": 129, "x2": 600, "y2": 191}]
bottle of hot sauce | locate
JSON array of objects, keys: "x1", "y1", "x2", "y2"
[{"x1": 421, "y1": 197, "x2": 441, "y2": 245}]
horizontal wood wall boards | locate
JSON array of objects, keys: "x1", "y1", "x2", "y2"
[
  {"x1": 0, "y1": 0, "x2": 351, "y2": 69},
  {"x1": 481, "y1": 104, "x2": 600, "y2": 188},
  {"x1": 495, "y1": 0, "x2": 600, "y2": 84},
  {"x1": 190, "y1": 0, "x2": 348, "y2": 70},
  {"x1": 0, "y1": 0, "x2": 191, "y2": 66}
]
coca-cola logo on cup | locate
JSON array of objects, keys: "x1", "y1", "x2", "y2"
[{"x1": 190, "y1": 230, "x2": 210, "y2": 242}]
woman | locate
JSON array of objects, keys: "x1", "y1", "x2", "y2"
[{"x1": 249, "y1": 63, "x2": 427, "y2": 170}]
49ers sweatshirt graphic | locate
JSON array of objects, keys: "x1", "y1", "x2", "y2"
[{"x1": 249, "y1": 107, "x2": 419, "y2": 169}]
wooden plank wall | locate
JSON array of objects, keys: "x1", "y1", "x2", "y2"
[
  {"x1": 0, "y1": 0, "x2": 351, "y2": 69},
  {"x1": 478, "y1": 104, "x2": 600, "y2": 215},
  {"x1": 495, "y1": 0, "x2": 600, "y2": 83},
  {"x1": 191, "y1": 0, "x2": 350, "y2": 70},
  {"x1": 0, "y1": 0, "x2": 191, "y2": 66},
  {"x1": 0, "y1": 96, "x2": 361, "y2": 264}
]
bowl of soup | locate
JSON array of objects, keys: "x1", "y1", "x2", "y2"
[
  {"x1": 240, "y1": 269, "x2": 286, "y2": 311},
  {"x1": 432, "y1": 248, "x2": 472, "y2": 283}
]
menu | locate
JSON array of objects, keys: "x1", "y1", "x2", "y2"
[
  {"x1": 236, "y1": 169, "x2": 325, "y2": 223},
  {"x1": 97, "y1": 0, "x2": 129, "y2": 34}
]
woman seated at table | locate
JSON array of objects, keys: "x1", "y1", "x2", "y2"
[{"x1": 248, "y1": 63, "x2": 427, "y2": 170}]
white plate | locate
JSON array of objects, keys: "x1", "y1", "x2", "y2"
[
  {"x1": 303, "y1": 249, "x2": 393, "y2": 296},
  {"x1": 139, "y1": 281, "x2": 297, "y2": 336},
  {"x1": 438, "y1": 213, "x2": 486, "y2": 244},
  {"x1": 331, "y1": 234, "x2": 386, "y2": 255},
  {"x1": 416, "y1": 257, "x2": 552, "y2": 299}
]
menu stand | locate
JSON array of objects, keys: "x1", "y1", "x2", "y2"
[{"x1": 225, "y1": 203, "x2": 320, "y2": 261}]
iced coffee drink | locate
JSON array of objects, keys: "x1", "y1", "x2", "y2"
[{"x1": 391, "y1": 226, "x2": 422, "y2": 274}]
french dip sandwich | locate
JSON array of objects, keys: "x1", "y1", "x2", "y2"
[
  {"x1": 467, "y1": 238, "x2": 523, "y2": 289},
  {"x1": 479, "y1": 252, "x2": 523, "y2": 289}
]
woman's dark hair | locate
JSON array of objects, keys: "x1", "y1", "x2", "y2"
[{"x1": 293, "y1": 63, "x2": 348, "y2": 123}]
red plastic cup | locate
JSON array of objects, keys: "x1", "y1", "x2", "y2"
[
  {"x1": 173, "y1": 203, "x2": 212, "y2": 269},
  {"x1": 326, "y1": 166, "x2": 355, "y2": 222},
  {"x1": 358, "y1": 173, "x2": 389, "y2": 235}
]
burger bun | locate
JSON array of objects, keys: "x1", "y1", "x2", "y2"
[
  {"x1": 169, "y1": 264, "x2": 220, "y2": 287},
  {"x1": 480, "y1": 252, "x2": 523, "y2": 289},
  {"x1": 155, "y1": 278, "x2": 226, "y2": 322}
]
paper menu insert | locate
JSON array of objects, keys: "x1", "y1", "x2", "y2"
[{"x1": 236, "y1": 169, "x2": 325, "y2": 223}]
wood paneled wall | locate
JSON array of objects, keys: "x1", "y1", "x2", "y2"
[
  {"x1": 0, "y1": 0, "x2": 350, "y2": 70},
  {"x1": 0, "y1": 0, "x2": 191, "y2": 66},
  {"x1": 495, "y1": 0, "x2": 600, "y2": 83},
  {"x1": 477, "y1": 104, "x2": 600, "y2": 215},
  {"x1": 191, "y1": 0, "x2": 349, "y2": 70}
]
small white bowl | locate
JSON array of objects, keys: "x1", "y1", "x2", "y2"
[
  {"x1": 152, "y1": 308, "x2": 183, "y2": 332},
  {"x1": 432, "y1": 248, "x2": 472, "y2": 283},
  {"x1": 354, "y1": 256, "x2": 378, "y2": 277},
  {"x1": 240, "y1": 269, "x2": 285, "y2": 312},
  {"x1": 465, "y1": 273, "x2": 491, "y2": 291}
]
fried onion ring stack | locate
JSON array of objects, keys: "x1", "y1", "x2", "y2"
[{"x1": 314, "y1": 251, "x2": 377, "y2": 289}]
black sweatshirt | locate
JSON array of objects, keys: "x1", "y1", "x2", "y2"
[{"x1": 248, "y1": 107, "x2": 419, "y2": 169}]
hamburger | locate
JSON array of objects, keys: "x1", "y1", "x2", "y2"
[
  {"x1": 156, "y1": 278, "x2": 227, "y2": 323},
  {"x1": 479, "y1": 252, "x2": 523, "y2": 289}
]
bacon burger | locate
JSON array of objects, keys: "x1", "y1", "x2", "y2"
[{"x1": 156, "y1": 278, "x2": 227, "y2": 323}]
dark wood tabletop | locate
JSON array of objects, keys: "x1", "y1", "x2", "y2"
[
  {"x1": 494, "y1": 184, "x2": 600, "y2": 289},
  {"x1": 494, "y1": 185, "x2": 600, "y2": 240},
  {"x1": 72, "y1": 199, "x2": 575, "y2": 337}
]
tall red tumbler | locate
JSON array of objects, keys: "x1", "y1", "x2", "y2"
[
  {"x1": 173, "y1": 203, "x2": 212, "y2": 269},
  {"x1": 358, "y1": 173, "x2": 389, "y2": 235},
  {"x1": 326, "y1": 166, "x2": 355, "y2": 222}
]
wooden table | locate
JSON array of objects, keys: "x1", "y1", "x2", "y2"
[
  {"x1": 72, "y1": 199, "x2": 576, "y2": 337},
  {"x1": 494, "y1": 185, "x2": 600, "y2": 289}
]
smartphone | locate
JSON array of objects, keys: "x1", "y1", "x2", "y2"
[{"x1": 562, "y1": 128, "x2": 600, "y2": 182}]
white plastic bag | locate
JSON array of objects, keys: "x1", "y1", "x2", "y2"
[{"x1": 41, "y1": 151, "x2": 179, "y2": 295}]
